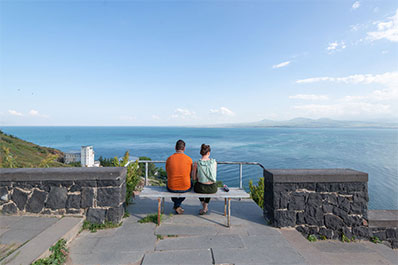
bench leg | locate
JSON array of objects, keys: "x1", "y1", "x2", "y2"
[
  {"x1": 227, "y1": 198, "x2": 231, "y2": 227},
  {"x1": 161, "y1": 197, "x2": 165, "y2": 214},
  {"x1": 157, "y1": 198, "x2": 161, "y2": 226},
  {"x1": 224, "y1": 198, "x2": 227, "y2": 216}
]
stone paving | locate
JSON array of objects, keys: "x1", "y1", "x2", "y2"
[{"x1": 69, "y1": 197, "x2": 398, "y2": 265}]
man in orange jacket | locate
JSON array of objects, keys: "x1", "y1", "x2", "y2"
[{"x1": 166, "y1": 139, "x2": 192, "y2": 214}]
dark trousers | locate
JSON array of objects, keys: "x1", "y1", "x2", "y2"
[
  {"x1": 167, "y1": 186, "x2": 191, "y2": 209},
  {"x1": 194, "y1": 182, "x2": 217, "y2": 204}
]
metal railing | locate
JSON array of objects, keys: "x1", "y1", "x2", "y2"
[{"x1": 126, "y1": 160, "x2": 264, "y2": 189}]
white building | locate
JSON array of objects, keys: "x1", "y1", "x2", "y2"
[
  {"x1": 81, "y1": 146, "x2": 95, "y2": 167},
  {"x1": 64, "y1": 152, "x2": 80, "y2": 164}
]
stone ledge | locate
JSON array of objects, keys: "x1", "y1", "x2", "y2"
[
  {"x1": 264, "y1": 169, "x2": 368, "y2": 183},
  {"x1": 0, "y1": 167, "x2": 127, "y2": 182},
  {"x1": 369, "y1": 210, "x2": 398, "y2": 228}
]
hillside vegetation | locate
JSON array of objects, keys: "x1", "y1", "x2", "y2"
[{"x1": 0, "y1": 130, "x2": 67, "y2": 168}]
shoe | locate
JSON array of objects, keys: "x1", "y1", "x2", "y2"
[
  {"x1": 175, "y1": 207, "x2": 184, "y2": 214},
  {"x1": 199, "y1": 208, "x2": 208, "y2": 215}
]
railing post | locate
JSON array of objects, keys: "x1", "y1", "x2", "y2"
[
  {"x1": 145, "y1": 162, "x2": 149, "y2": 185},
  {"x1": 239, "y1": 163, "x2": 243, "y2": 189}
]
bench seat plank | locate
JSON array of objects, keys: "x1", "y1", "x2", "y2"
[{"x1": 138, "y1": 186, "x2": 250, "y2": 198}]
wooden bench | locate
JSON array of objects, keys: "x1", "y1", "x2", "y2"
[{"x1": 138, "y1": 186, "x2": 250, "y2": 227}]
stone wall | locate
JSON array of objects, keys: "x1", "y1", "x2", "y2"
[
  {"x1": 0, "y1": 167, "x2": 126, "y2": 224},
  {"x1": 263, "y1": 169, "x2": 369, "y2": 240}
]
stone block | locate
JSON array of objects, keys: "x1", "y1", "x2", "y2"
[
  {"x1": 86, "y1": 208, "x2": 106, "y2": 224},
  {"x1": 322, "y1": 203, "x2": 333, "y2": 213},
  {"x1": 352, "y1": 226, "x2": 370, "y2": 239},
  {"x1": 66, "y1": 194, "x2": 81, "y2": 209},
  {"x1": 46, "y1": 186, "x2": 68, "y2": 209},
  {"x1": 296, "y1": 211, "x2": 305, "y2": 225},
  {"x1": 288, "y1": 193, "x2": 306, "y2": 211},
  {"x1": 274, "y1": 183, "x2": 297, "y2": 192},
  {"x1": 324, "y1": 214, "x2": 344, "y2": 230},
  {"x1": 346, "y1": 182, "x2": 366, "y2": 192},
  {"x1": 26, "y1": 189, "x2": 47, "y2": 213},
  {"x1": 2, "y1": 202, "x2": 17, "y2": 214},
  {"x1": 391, "y1": 239, "x2": 398, "y2": 249},
  {"x1": 347, "y1": 215, "x2": 362, "y2": 227},
  {"x1": 332, "y1": 207, "x2": 350, "y2": 225},
  {"x1": 14, "y1": 181, "x2": 41, "y2": 189},
  {"x1": 106, "y1": 205, "x2": 124, "y2": 223},
  {"x1": 97, "y1": 179, "x2": 121, "y2": 187},
  {"x1": 274, "y1": 210, "x2": 296, "y2": 227},
  {"x1": 81, "y1": 187, "x2": 94, "y2": 208},
  {"x1": 372, "y1": 230, "x2": 386, "y2": 241},
  {"x1": 350, "y1": 201, "x2": 365, "y2": 214},
  {"x1": 0, "y1": 181, "x2": 12, "y2": 186},
  {"x1": 304, "y1": 206, "x2": 324, "y2": 226},
  {"x1": 308, "y1": 226, "x2": 318, "y2": 235},
  {"x1": 66, "y1": 208, "x2": 81, "y2": 214},
  {"x1": 319, "y1": 228, "x2": 333, "y2": 239},
  {"x1": 97, "y1": 187, "x2": 122, "y2": 207},
  {"x1": 12, "y1": 188, "x2": 29, "y2": 210},
  {"x1": 342, "y1": 227, "x2": 353, "y2": 239},
  {"x1": 297, "y1": 183, "x2": 315, "y2": 191},
  {"x1": 296, "y1": 225, "x2": 308, "y2": 235},
  {"x1": 307, "y1": 193, "x2": 322, "y2": 208},
  {"x1": 69, "y1": 184, "x2": 81, "y2": 192},
  {"x1": 386, "y1": 228, "x2": 397, "y2": 239},
  {"x1": 337, "y1": 196, "x2": 350, "y2": 212},
  {"x1": 0, "y1": 187, "x2": 8, "y2": 198},
  {"x1": 324, "y1": 194, "x2": 338, "y2": 206},
  {"x1": 274, "y1": 192, "x2": 288, "y2": 209}
]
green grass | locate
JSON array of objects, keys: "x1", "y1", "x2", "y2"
[
  {"x1": 341, "y1": 233, "x2": 351, "y2": 243},
  {"x1": 138, "y1": 213, "x2": 163, "y2": 225},
  {"x1": 81, "y1": 220, "x2": 122, "y2": 233},
  {"x1": 307, "y1": 234, "x2": 317, "y2": 242},
  {"x1": 319, "y1": 235, "x2": 327, "y2": 240},
  {"x1": 370, "y1": 236, "x2": 381, "y2": 244},
  {"x1": 156, "y1": 234, "x2": 164, "y2": 240},
  {"x1": 32, "y1": 239, "x2": 68, "y2": 265},
  {"x1": 0, "y1": 130, "x2": 67, "y2": 168}
]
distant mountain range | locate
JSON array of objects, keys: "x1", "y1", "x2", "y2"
[{"x1": 212, "y1": 118, "x2": 398, "y2": 128}]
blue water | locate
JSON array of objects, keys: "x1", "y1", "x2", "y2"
[{"x1": 1, "y1": 126, "x2": 397, "y2": 210}]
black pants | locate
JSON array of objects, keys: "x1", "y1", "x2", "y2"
[{"x1": 194, "y1": 182, "x2": 217, "y2": 203}]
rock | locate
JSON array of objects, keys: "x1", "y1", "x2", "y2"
[
  {"x1": 288, "y1": 193, "x2": 306, "y2": 211},
  {"x1": 307, "y1": 193, "x2": 322, "y2": 208},
  {"x1": 350, "y1": 202, "x2": 365, "y2": 214},
  {"x1": 2, "y1": 202, "x2": 17, "y2": 214},
  {"x1": 106, "y1": 205, "x2": 124, "y2": 223},
  {"x1": 12, "y1": 188, "x2": 29, "y2": 210},
  {"x1": 352, "y1": 226, "x2": 370, "y2": 239},
  {"x1": 319, "y1": 228, "x2": 334, "y2": 239},
  {"x1": 296, "y1": 211, "x2": 305, "y2": 225},
  {"x1": 386, "y1": 228, "x2": 397, "y2": 239},
  {"x1": 0, "y1": 187, "x2": 8, "y2": 199},
  {"x1": 342, "y1": 227, "x2": 353, "y2": 239},
  {"x1": 304, "y1": 206, "x2": 324, "y2": 226},
  {"x1": 69, "y1": 184, "x2": 81, "y2": 192},
  {"x1": 66, "y1": 194, "x2": 81, "y2": 209},
  {"x1": 26, "y1": 189, "x2": 47, "y2": 213},
  {"x1": 86, "y1": 208, "x2": 106, "y2": 224},
  {"x1": 274, "y1": 210, "x2": 296, "y2": 227},
  {"x1": 322, "y1": 203, "x2": 333, "y2": 213},
  {"x1": 337, "y1": 196, "x2": 350, "y2": 212},
  {"x1": 391, "y1": 239, "x2": 398, "y2": 249},
  {"x1": 372, "y1": 230, "x2": 386, "y2": 241},
  {"x1": 324, "y1": 214, "x2": 344, "y2": 230},
  {"x1": 76, "y1": 180, "x2": 97, "y2": 187},
  {"x1": 81, "y1": 187, "x2": 94, "y2": 208},
  {"x1": 97, "y1": 187, "x2": 122, "y2": 207},
  {"x1": 46, "y1": 186, "x2": 68, "y2": 209},
  {"x1": 332, "y1": 207, "x2": 350, "y2": 225},
  {"x1": 296, "y1": 225, "x2": 309, "y2": 235}
]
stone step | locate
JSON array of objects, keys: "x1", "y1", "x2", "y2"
[{"x1": 3, "y1": 217, "x2": 83, "y2": 265}]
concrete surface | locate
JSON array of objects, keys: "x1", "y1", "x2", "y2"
[{"x1": 68, "y1": 197, "x2": 398, "y2": 264}]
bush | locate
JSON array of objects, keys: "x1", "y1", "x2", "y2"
[{"x1": 249, "y1": 177, "x2": 264, "y2": 209}]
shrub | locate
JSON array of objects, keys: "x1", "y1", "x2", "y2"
[
  {"x1": 249, "y1": 177, "x2": 264, "y2": 209},
  {"x1": 307, "y1": 234, "x2": 317, "y2": 242}
]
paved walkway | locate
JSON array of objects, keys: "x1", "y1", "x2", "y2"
[{"x1": 69, "y1": 197, "x2": 398, "y2": 265}]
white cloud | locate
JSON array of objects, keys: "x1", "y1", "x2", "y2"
[
  {"x1": 367, "y1": 9, "x2": 398, "y2": 42},
  {"x1": 296, "y1": 71, "x2": 398, "y2": 85},
  {"x1": 8, "y1": 110, "x2": 23, "y2": 116},
  {"x1": 352, "y1": 1, "x2": 360, "y2": 10},
  {"x1": 272, "y1": 61, "x2": 290, "y2": 69},
  {"x1": 29, "y1": 109, "x2": 39, "y2": 116},
  {"x1": 289, "y1": 94, "x2": 329, "y2": 100},
  {"x1": 327, "y1": 41, "x2": 346, "y2": 52},
  {"x1": 171, "y1": 108, "x2": 196, "y2": 119},
  {"x1": 293, "y1": 102, "x2": 391, "y2": 117},
  {"x1": 209, "y1": 107, "x2": 235, "y2": 116}
]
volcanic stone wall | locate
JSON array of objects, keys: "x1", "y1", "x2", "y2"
[
  {"x1": 0, "y1": 167, "x2": 126, "y2": 224},
  {"x1": 263, "y1": 169, "x2": 369, "y2": 240}
]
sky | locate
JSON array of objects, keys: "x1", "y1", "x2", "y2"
[{"x1": 1, "y1": 0, "x2": 397, "y2": 126}]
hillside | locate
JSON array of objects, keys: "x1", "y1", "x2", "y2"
[{"x1": 0, "y1": 130, "x2": 68, "y2": 168}]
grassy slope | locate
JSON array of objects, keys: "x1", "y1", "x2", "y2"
[{"x1": 0, "y1": 130, "x2": 68, "y2": 168}]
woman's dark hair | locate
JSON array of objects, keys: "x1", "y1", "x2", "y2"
[{"x1": 200, "y1": 144, "x2": 211, "y2": 156}]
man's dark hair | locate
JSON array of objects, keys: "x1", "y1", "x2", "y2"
[{"x1": 175, "y1": 139, "x2": 186, "y2": 151}]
